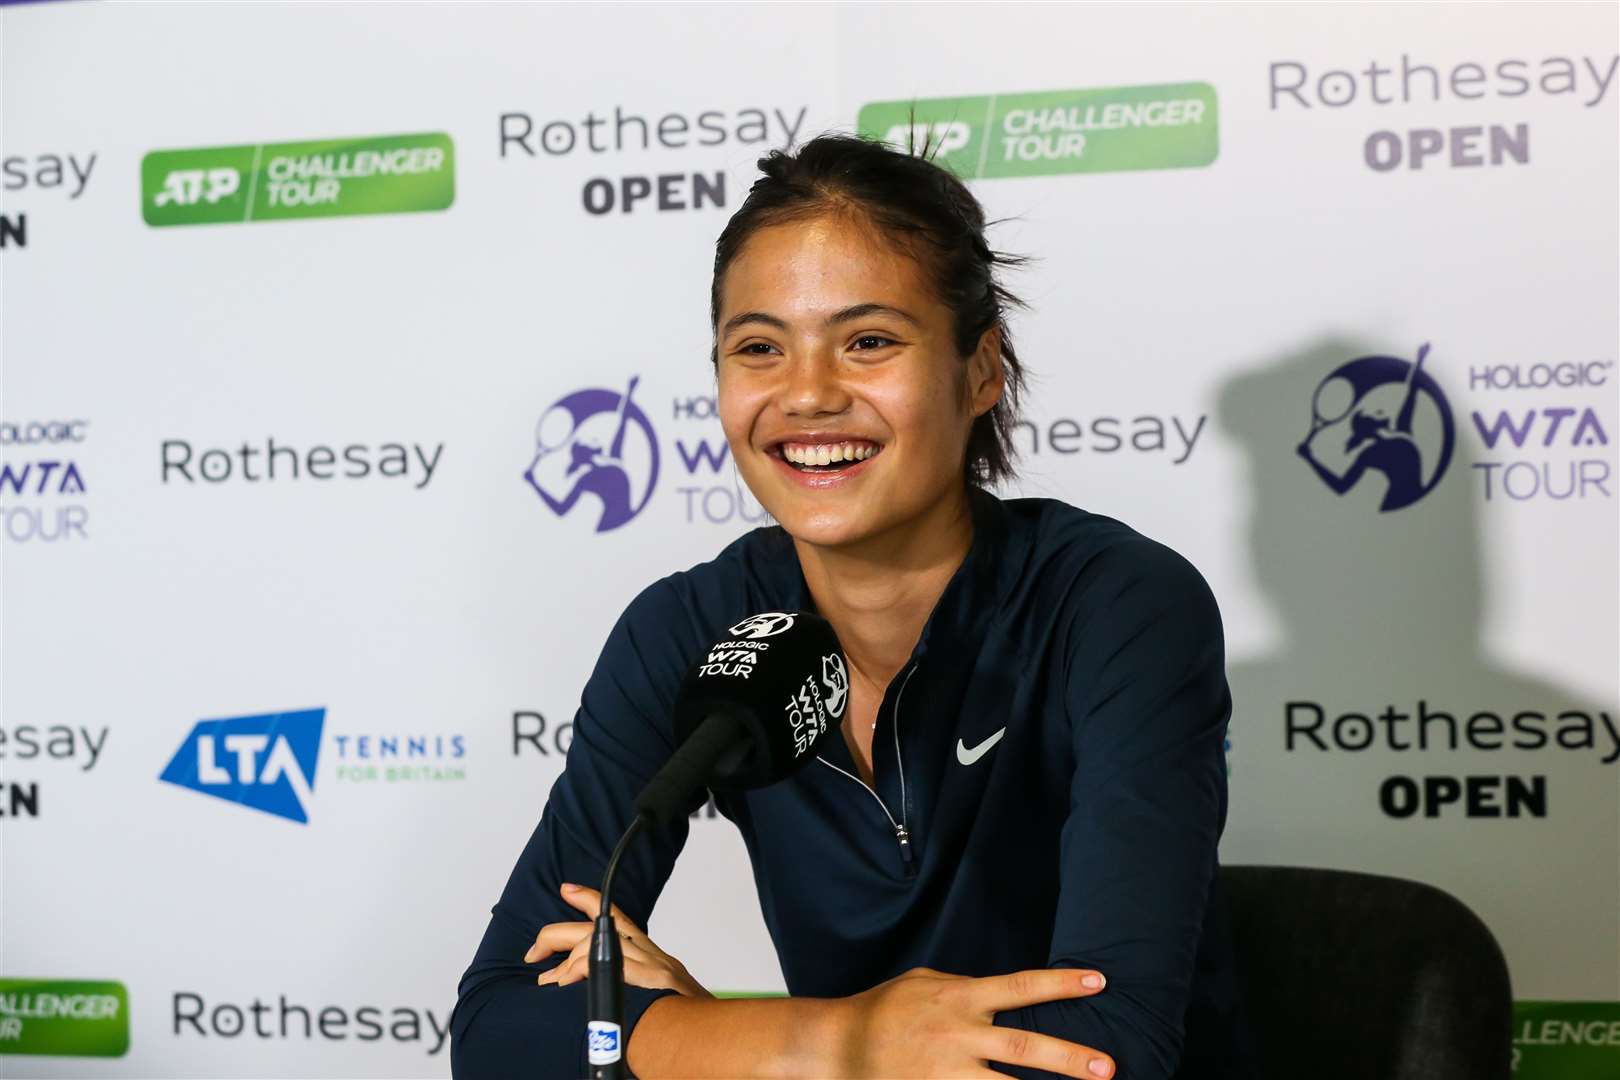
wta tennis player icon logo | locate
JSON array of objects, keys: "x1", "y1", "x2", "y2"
[
  {"x1": 820, "y1": 653, "x2": 849, "y2": 719},
  {"x1": 1297, "y1": 343, "x2": 1455, "y2": 512},
  {"x1": 728, "y1": 612, "x2": 796, "y2": 640},
  {"x1": 525, "y1": 376, "x2": 660, "y2": 532}
]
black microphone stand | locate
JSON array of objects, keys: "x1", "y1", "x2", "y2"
[
  {"x1": 589, "y1": 810, "x2": 650, "y2": 1079},
  {"x1": 582, "y1": 709, "x2": 744, "y2": 1076}
]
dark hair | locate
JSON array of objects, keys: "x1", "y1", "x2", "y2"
[{"x1": 709, "y1": 123, "x2": 1033, "y2": 488}]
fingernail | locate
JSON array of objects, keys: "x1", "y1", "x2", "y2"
[
  {"x1": 1081, "y1": 972, "x2": 1104, "y2": 990},
  {"x1": 523, "y1": 948, "x2": 536, "y2": 962},
  {"x1": 1088, "y1": 1058, "x2": 1113, "y2": 1078}
]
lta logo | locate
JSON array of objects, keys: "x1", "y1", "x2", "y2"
[
  {"x1": 525, "y1": 376, "x2": 659, "y2": 532},
  {"x1": 1297, "y1": 343, "x2": 1455, "y2": 512},
  {"x1": 159, "y1": 708, "x2": 324, "y2": 823}
]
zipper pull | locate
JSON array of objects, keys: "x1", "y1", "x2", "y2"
[{"x1": 895, "y1": 825, "x2": 914, "y2": 865}]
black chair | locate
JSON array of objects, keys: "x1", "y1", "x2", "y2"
[{"x1": 1219, "y1": 865, "x2": 1512, "y2": 1080}]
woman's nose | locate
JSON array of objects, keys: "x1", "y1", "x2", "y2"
[{"x1": 779, "y1": 350, "x2": 851, "y2": 419}]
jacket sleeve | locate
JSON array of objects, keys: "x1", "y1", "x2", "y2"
[
  {"x1": 994, "y1": 539, "x2": 1231, "y2": 1079},
  {"x1": 451, "y1": 578, "x2": 703, "y2": 1078}
]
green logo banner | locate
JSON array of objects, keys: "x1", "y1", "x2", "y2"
[
  {"x1": 0, "y1": 979, "x2": 129, "y2": 1057},
  {"x1": 142, "y1": 132, "x2": 454, "y2": 227},
  {"x1": 1514, "y1": 1001, "x2": 1620, "y2": 1077},
  {"x1": 857, "y1": 84, "x2": 1218, "y2": 179}
]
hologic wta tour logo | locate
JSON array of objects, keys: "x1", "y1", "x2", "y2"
[
  {"x1": 1297, "y1": 343, "x2": 1456, "y2": 512},
  {"x1": 858, "y1": 83, "x2": 1218, "y2": 179},
  {"x1": 729, "y1": 613, "x2": 796, "y2": 640},
  {"x1": 1, "y1": 418, "x2": 89, "y2": 544},
  {"x1": 820, "y1": 653, "x2": 849, "y2": 719},
  {"x1": 525, "y1": 376, "x2": 660, "y2": 532},
  {"x1": 141, "y1": 132, "x2": 453, "y2": 227},
  {"x1": 159, "y1": 709, "x2": 324, "y2": 824}
]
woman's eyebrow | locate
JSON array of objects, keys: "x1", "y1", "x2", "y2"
[{"x1": 721, "y1": 303, "x2": 920, "y2": 337}]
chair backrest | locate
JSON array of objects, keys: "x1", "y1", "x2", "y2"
[{"x1": 1219, "y1": 865, "x2": 1512, "y2": 1080}]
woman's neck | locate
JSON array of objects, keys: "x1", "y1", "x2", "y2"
[{"x1": 792, "y1": 487, "x2": 976, "y2": 693}]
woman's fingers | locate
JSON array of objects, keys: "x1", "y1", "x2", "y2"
[
  {"x1": 537, "y1": 928, "x2": 660, "y2": 985},
  {"x1": 522, "y1": 921, "x2": 591, "y2": 964},
  {"x1": 528, "y1": 902, "x2": 705, "y2": 996},
  {"x1": 972, "y1": 1026, "x2": 1115, "y2": 1079},
  {"x1": 621, "y1": 952, "x2": 688, "y2": 992},
  {"x1": 558, "y1": 882, "x2": 645, "y2": 935},
  {"x1": 537, "y1": 938, "x2": 591, "y2": 987},
  {"x1": 540, "y1": 937, "x2": 663, "y2": 988},
  {"x1": 524, "y1": 880, "x2": 653, "y2": 967},
  {"x1": 970, "y1": 967, "x2": 1106, "y2": 1014}
]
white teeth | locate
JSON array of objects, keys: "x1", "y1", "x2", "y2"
[{"x1": 780, "y1": 441, "x2": 880, "y2": 466}]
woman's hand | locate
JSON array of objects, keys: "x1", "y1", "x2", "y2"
[
  {"x1": 522, "y1": 882, "x2": 713, "y2": 1000},
  {"x1": 840, "y1": 965, "x2": 1115, "y2": 1079}
]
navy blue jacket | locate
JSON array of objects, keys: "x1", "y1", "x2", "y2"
[{"x1": 452, "y1": 490, "x2": 1253, "y2": 1077}]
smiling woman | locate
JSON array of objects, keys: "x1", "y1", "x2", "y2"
[{"x1": 452, "y1": 130, "x2": 1254, "y2": 1080}]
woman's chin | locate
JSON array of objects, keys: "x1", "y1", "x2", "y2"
[{"x1": 770, "y1": 504, "x2": 879, "y2": 550}]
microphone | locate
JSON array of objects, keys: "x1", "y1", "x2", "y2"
[
  {"x1": 587, "y1": 610, "x2": 848, "y2": 1078},
  {"x1": 636, "y1": 610, "x2": 849, "y2": 826}
]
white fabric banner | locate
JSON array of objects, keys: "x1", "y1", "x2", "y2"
[{"x1": 2, "y1": 2, "x2": 1615, "y2": 1075}]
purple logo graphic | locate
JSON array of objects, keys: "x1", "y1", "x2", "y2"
[
  {"x1": 1297, "y1": 343, "x2": 1455, "y2": 512},
  {"x1": 525, "y1": 377, "x2": 659, "y2": 532}
]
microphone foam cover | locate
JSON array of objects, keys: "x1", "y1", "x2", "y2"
[{"x1": 672, "y1": 611, "x2": 849, "y2": 791}]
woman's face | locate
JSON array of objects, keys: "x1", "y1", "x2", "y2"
[{"x1": 715, "y1": 212, "x2": 1001, "y2": 550}]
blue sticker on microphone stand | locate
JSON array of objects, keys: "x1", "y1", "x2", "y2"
[{"x1": 588, "y1": 1020, "x2": 622, "y2": 1064}]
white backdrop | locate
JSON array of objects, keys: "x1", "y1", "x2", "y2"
[{"x1": 2, "y1": 2, "x2": 1616, "y2": 1077}]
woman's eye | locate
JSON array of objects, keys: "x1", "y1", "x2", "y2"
[
  {"x1": 738, "y1": 343, "x2": 777, "y2": 356},
  {"x1": 851, "y1": 335, "x2": 896, "y2": 351}
]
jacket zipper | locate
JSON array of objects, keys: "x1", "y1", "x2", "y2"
[{"x1": 815, "y1": 663, "x2": 918, "y2": 874}]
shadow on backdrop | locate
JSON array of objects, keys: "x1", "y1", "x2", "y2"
[{"x1": 1214, "y1": 337, "x2": 1616, "y2": 1012}]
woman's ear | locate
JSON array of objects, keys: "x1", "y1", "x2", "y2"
[{"x1": 967, "y1": 326, "x2": 1005, "y2": 418}]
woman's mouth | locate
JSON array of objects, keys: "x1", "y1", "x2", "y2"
[{"x1": 773, "y1": 440, "x2": 883, "y2": 473}]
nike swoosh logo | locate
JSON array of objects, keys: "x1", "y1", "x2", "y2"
[{"x1": 956, "y1": 727, "x2": 1007, "y2": 766}]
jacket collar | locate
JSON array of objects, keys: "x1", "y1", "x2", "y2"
[{"x1": 748, "y1": 487, "x2": 1027, "y2": 665}]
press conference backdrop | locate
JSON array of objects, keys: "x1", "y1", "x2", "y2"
[{"x1": 2, "y1": 1, "x2": 1616, "y2": 1076}]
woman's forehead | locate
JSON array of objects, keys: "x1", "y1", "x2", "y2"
[{"x1": 720, "y1": 219, "x2": 937, "y2": 320}]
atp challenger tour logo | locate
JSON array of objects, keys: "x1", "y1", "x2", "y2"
[
  {"x1": 142, "y1": 132, "x2": 453, "y2": 227},
  {"x1": 0, "y1": 979, "x2": 129, "y2": 1057},
  {"x1": 525, "y1": 377, "x2": 660, "y2": 533},
  {"x1": 1512, "y1": 1000, "x2": 1620, "y2": 1074},
  {"x1": 858, "y1": 83, "x2": 1218, "y2": 179}
]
